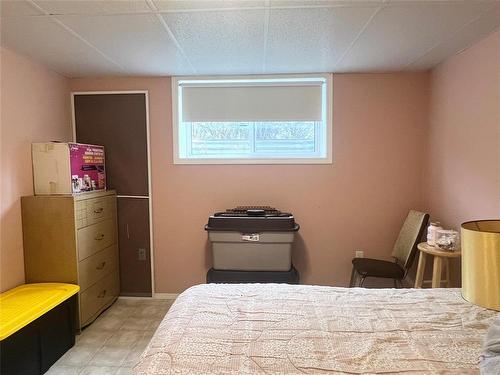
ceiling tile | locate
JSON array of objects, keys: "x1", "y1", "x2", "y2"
[
  {"x1": 385, "y1": 0, "x2": 498, "y2": 4},
  {"x1": 0, "y1": 0, "x2": 43, "y2": 17},
  {"x1": 0, "y1": 16, "x2": 121, "y2": 77},
  {"x1": 162, "y1": 9, "x2": 265, "y2": 74},
  {"x1": 270, "y1": 0, "x2": 384, "y2": 7},
  {"x1": 153, "y1": 1, "x2": 265, "y2": 12},
  {"x1": 33, "y1": 0, "x2": 151, "y2": 15},
  {"x1": 409, "y1": 4, "x2": 500, "y2": 70},
  {"x1": 337, "y1": 2, "x2": 497, "y2": 72},
  {"x1": 1, "y1": 0, "x2": 499, "y2": 76},
  {"x1": 57, "y1": 14, "x2": 192, "y2": 75},
  {"x1": 57, "y1": 13, "x2": 190, "y2": 75},
  {"x1": 265, "y1": 6, "x2": 377, "y2": 73}
]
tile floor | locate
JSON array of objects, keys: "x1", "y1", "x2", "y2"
[{"x1": 46, "y1": 298, "x2": 175, "y2": 375}]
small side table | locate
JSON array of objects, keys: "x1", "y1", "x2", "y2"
[{"x1": 414, "y1": 242, "x2": 461, "y2": 288}]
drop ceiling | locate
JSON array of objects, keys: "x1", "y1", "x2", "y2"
[{"x1": 1, "y1": 0, "x2": 499, "y2": 77}]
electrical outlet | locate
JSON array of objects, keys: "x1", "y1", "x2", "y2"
[
  {"x1": 138, "y1": 248, "x2": 147, "y2": 261},
  {"x1": 355, "y1": 250, "x2": 364, "y2": 258}
]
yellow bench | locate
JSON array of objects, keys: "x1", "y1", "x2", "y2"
[{"x1": 0, "y1": 283, "x2": 79, "y2": 375}]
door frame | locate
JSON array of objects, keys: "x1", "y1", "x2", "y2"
[{"x1": 71, "y1": 90, "x2": 155, "y2": 296}]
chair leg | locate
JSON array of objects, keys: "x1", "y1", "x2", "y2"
[
  {"x1": 349, "y1": 267, "x2": 357, "y2": 287},
  {"x1": 394, "y1": 279, "x2": 398, "y2": 288},
  {"x1": 359, "y1": 275, "x2": 367, "y2": 287}
]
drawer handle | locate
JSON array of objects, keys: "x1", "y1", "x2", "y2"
[
  {"x1": 94, "y1": 233, "x2": 105, "y2": 241},
  {"x1": 94, "y1": 207, "x2": 104, "y2": 214},
  {"x1": 98, "y1": 289, "x2": 107, "y2": 298},
  {"x1": 96, "y1": 261, "x2": 106, "y2": 270}
]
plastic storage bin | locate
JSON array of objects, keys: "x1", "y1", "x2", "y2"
[
  {"x1": 205, "y1": 206, "x2": 299, "y2": 272},
  {"x1": 207, "y1": 267, "x2": 299, "y2": 284},
  {"x1": 0, "y1": 283, "x2": 79, "y2": 375}
]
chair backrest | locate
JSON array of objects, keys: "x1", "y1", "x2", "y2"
[{"x1": 391, "y1": 210, "x2": 429, "y2": 272}]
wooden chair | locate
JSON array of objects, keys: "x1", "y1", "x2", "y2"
[{"x1": 349, "y1": 210, "x2": 429, "y2": 288}]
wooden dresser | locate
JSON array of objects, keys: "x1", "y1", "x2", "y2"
[{"x1": 21, "y1": 190, "x2": 120, "y2": 329}]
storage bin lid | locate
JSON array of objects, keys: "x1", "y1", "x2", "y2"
[
  {"x1": 0, "y1": 283, "x2": 79, "y2": 341},
  {"x1": 206, "y1": 206, "x2": 299, "y2": 232}
]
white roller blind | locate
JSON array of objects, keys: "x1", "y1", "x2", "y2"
[{"x1": 181, "y1": 81, "x2": 324, "y2": 122}]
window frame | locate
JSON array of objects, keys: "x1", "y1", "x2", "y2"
[{"x1": 172, "y1": 74, "x2": 333, "y2": 165}]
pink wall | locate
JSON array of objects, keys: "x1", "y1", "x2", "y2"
[
  {"x1": 423, "y1": 30, "x2": 500, "y2": 285},
  {"x1": 70, "y1": 73, "x2": 429, "y2": 293},
  {"x1": 0, "y1": 47, "x2": 71, "y2": 292},
  {"x1": 5, "y1": 26, "x2": 496, "y2": 294},
  {"x1": 425, "y1": 29, "x2": 500, "y2": 231}
]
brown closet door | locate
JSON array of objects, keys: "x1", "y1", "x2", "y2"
[
  {"x1": 117, "y1": 198, "x2": 152, "y2": 296},
  {"x1": 74, "y1": 94, "x2": 148, "y2": 196},
  {"x1": 74, "y1": 93, "x2": 152, "y2": 297}
]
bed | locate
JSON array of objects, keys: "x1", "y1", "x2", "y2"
[{"x1": 133, "y1": 284, "x2": 499, "y2": 374}]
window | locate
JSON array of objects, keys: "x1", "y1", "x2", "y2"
[{"x1": 172, "y1": 74, "x2": 332, "y2": 164}]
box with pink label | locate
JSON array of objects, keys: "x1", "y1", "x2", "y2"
[{"x1": 32, "y1": 142, "x2": 106, "y2": 195}]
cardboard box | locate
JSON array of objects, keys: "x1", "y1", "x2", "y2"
[{"x1": 32, "y1": 142, "x2": 106, "y2": 195}]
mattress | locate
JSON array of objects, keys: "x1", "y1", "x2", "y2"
[{"x1": 134, "y1": 284, "x2": 499, "y2": 374}]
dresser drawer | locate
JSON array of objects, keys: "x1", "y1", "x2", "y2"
[
  {"x1": 77, "y1": 219, "x2": 116, "y2": 261},
  {"x1": 86, "y1": 195, "x2": 115, "y2": 226},
  {"x1": 80, "y1": 271, "x2": 119, "y2": 326},
  {"x1": 78, "y1": 245, "x2": 118, "y2": 291},
  {"x1": 75, "y1": 195, "x2": 115, "y2": 229}
]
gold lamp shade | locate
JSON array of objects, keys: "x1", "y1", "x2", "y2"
[{"x1": 461, "y1": 220, "x2": 500, "y2": 311}]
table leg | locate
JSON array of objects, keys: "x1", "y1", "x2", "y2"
[
  {"x1": 432, "y1": 256, "x2": 443, "y2": 288},
  {"x1": 445, "y1": 258, "x2": 451, "y2": 287},
  {"x1": 415, "y1": 251, "x2": 427, "y2": 288}
]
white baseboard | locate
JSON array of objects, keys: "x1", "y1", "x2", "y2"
[{"x1": 153, "y1": 293, "x2": 179, "y2": 300}]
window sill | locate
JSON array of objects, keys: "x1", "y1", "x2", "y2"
[{"x1": 173, "y1": 157, "x2": 333, "y2": 165}]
